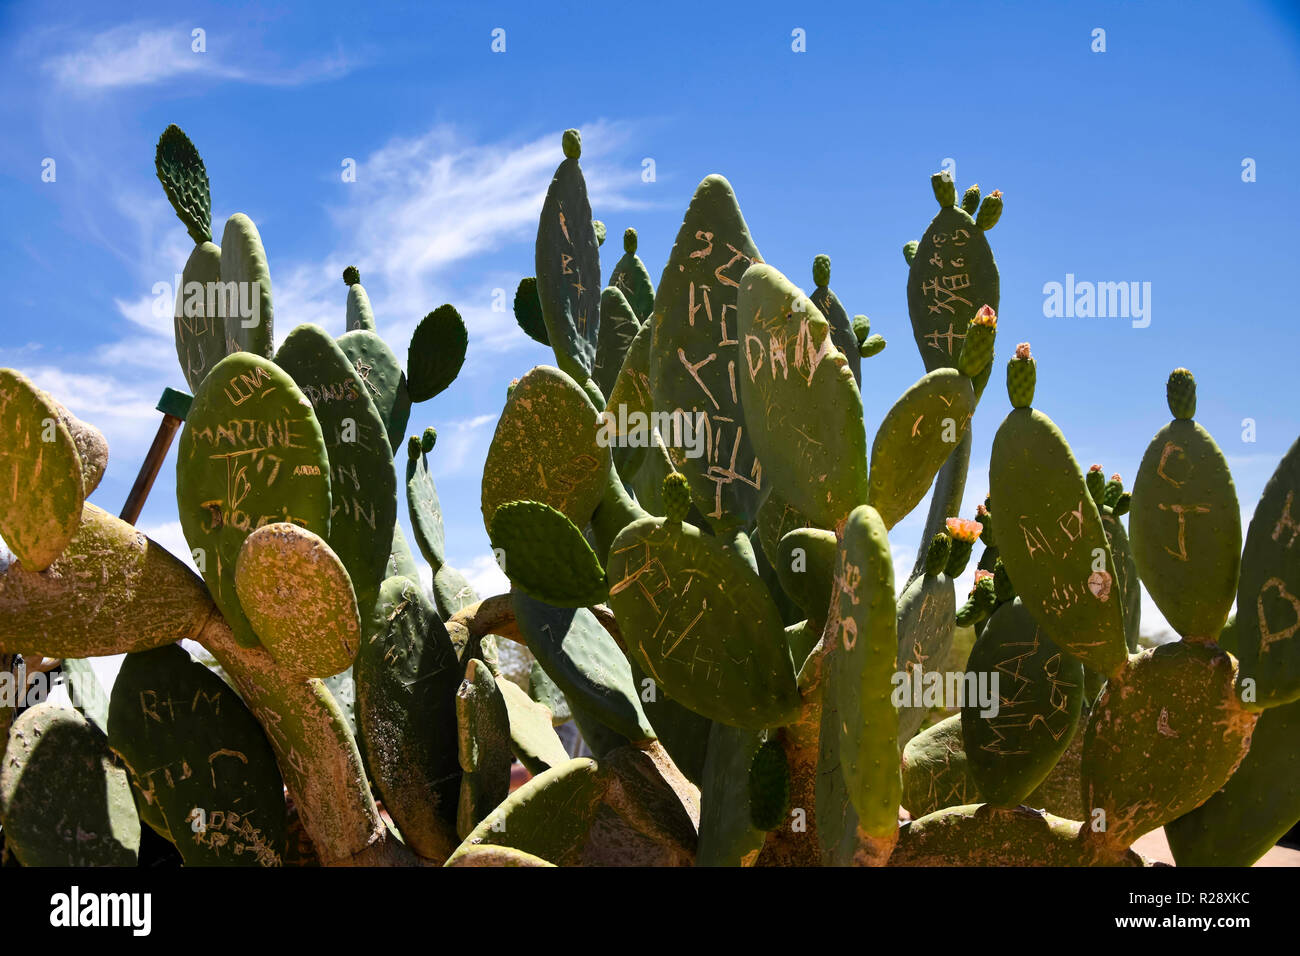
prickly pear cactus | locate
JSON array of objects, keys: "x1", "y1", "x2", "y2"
[
  {"x1": 482, "y1": 366, "x2": 608, "y2": 527},
  {"x1": 1130, "y1": 370, "x2": 1241, "y2": 640},
  {"x1": 828, "y1": 505, "x2": 901, "y2": 862},
  {"x1": 275, "y1": 323, "x2": 396, "y2": 615},
  {"x1": 1235, "y1": 435, "x2": 1300, "y2": 706},
  {"x1": 649, "y1": 175, "x2": 764, "y2": 528},
  {"x1": 960, "y1": 598, "x2": 1083, "y2": 806},
  {"x1": 0, "y1": 368, "x2": 85, "y2": 571},
  {"x1": 176, "y1": 352, "x2": 332, "y2": 649},
  {"x1": 606, "y1": 480, "x2": 800, "y2": 729},
  {"x1": 609, "y1": 228, "x2": 655, "y2": 323},
  {"x1": 107, "y1": 644, "x2": 287, "y2": 866},
  {"x1": 989, "y1": 368, "x2": 1128, "y2": 678},
  {"x1": 1080, "y1": 641, "x2": 1256, "y2": 859},
  {"x1": 736, "y1": 263, "x2": 867, "y2": 529},
  {"x1": 408, "y1": 305, "x2": 468, "y2": 403},
  {"x1": 218, "y1": 213, "x2": 275, "y2": 359},
  {"x1": 905, "y1": 174, "x2": 1000, "y2": 380},
  {"x1": 1, "y1": 703, "x2": 141, "y2": 866},
  {"x1": 535, "y1": 131, "x2": 602, "y2": 382}
]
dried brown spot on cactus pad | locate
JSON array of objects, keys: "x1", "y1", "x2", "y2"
[{"x1": 235, "y1": 523, "x2": 360, "y2": 679}]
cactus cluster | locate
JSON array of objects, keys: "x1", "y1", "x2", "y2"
[{"x1": 0, "y1": 126, "x2": 1297, "y2": 868}]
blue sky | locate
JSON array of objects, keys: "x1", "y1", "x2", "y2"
[{"x1": 2, "y1": 0, "x2": 1299, "y2": 660}]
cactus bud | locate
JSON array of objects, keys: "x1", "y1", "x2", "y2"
[
  {"x1": 343, "y1": 265, "x2": 361, "y2": 286},
  {"x1": 931, "y1": 171, "x2": 957, "y2": 207},
  {"x1": 662, "y1": 472, "x2": 691, "y2": 524},
  {"x1": 812, "y1": 254, "x2": 831, "y2": 288},
  {"x1": 562, "y1": 128, "x2": 581, "y2": 159},
  {"x1": 859, "y1": 334, "x2": 886, "y2": 359},
  {"x1": 852, "y1": 314, "x2": 870, "y2": 344},
  {"x1": 506, "y1": 378, "x2": 519, "y2": 400},
  {"x1": 976, "y1": 502, "x2": 995, "y2": 547},
  {"x1": 592, "y1": 220, "x2": 606, "y2": 246},
  {"x1": 1007, "y1": 342, "x2": 1036, "y2": 409},
  {"x1": 957, "y1": 305, "x2": 997, "y2": 377},
  {"x1": 976, "y1": 189, "x2": 1003, "y2": 230},
  {"x1": 623, "y1": 227, "x2": 637, "y2": 254},
  {"x1": 748, "y1": 738, "x2": 791, "y2": 831},
  {"x1": 421, "y1": 427, "x2": 437, "y2": 453},
  {"x1": 407, "y1": 435, "x2": 421, "y2": 460},
  {"x1": 1086, "y1": 464, "x2": 1106, "y2": 504},
  {"x1": 1104, "y1": 473, "x2": 1124, "y2": 509},
  {"x1": 902, "y1": 240, "x2": 919, "y2": 265},
  {"x1": 1114, "y1": 492, "x2": 1131, "y2": 516},
  {"x1": 925, "y1": 532, "x2": 952, "y2": 576},
  {"x1": 961, "y1": 185, "x2": 981, "y2": 216},
  {"x1": 945, "y1": 517, "x2": 982, "y2": 577},
  {"x1": 1166, "y1": 368, "x2": 1196, "y2": 420},
  {"x1": 993, "y1": 559, "x2": 1015, "y2": 603}
]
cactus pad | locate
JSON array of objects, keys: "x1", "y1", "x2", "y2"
[
  {"x1": 536, "y1": 143, "x2": 601, "y2": 380},
  {"x1": 0, "y1": 367, "x2": 85, "y2": 571},
  {"x1": 218, "y1": 213, "x2": 275, "y2": 359},
  {"x1": 891, "y1": 803, "x2": 1145, "y2": 867},
  {"x1": 1235, "y1": 435, "x2": 1300, "y2": 705},
  {"x1": 337, "y1": 329, "x2": 412, "y2": 453},
  {"x1": 107, "y1": 644, "x2": 287, "y2": 866},
  {"x1": 176, "y1": 352, "x2": 331, "y2": 649},
  {"x1": 906, "y1": 202, "x2": 998, "y2": 374},
  {"x1": 1081, "y1": 641, "x2": 1257, "y2": 856},
  {"x1": 488, "y1": 500, "x2": 608, "y2": 607},
  {"x1": 481, "y1": 365, "x2": 609, "y2": 531},
  {"x1": 408, "y1": 304, "x2": 468, "y2": 402},
  {"x1": 0, "y1": 703, "x2": 140, "y2": 866},
  {"x1": 609, "y1": 228, "x2": 655, "y2": 323},
  {"x1": 736, "y1": 262, "x2": 867, "y2": 529},
  {"x1": 497, "y1": 676, "x2": 570, "y2": 774},
  {"x1": 869, "y1": 367, "x2": 975, "y2": 529},
  {"x1": 512, "y1": 277, "x2": 550, "y2": 346},
  {"x1": 1130, "y1": 417, "x2": 1240, "y2": 639},
  {"x1": 829, "y1": 504, "x2": 901, "y2": 839},
  {"x1": 344, "y1": 268, "x2": 377, "y2": 332},
  {"x1": 606, "y1": 514, "x2": 800, "y2": 729},
  {"x1": 511, "y1": 591, "x2": 656, "y2": 743},
  {"x1": 155, "y1": 124, "x2": 212, "y2": 245},
  {"x1": 960, "y1": 599, "x2": 1084, "y2": 806},
  {"x1": 901, "y1": 714, "x2": 978, "y2": 818},
  {"x1": 354, "y1": 575, "x2": 461, "y2": 860},
  {"x1": 445, "y1": 757, "x2": 606, "y2": 866},
  {"x1": 173, "y1": 241, "x2": 226, "y2": 391},
  {"x1": 456, "y1": 658, "x2": 513, "y2": 837},
  {"x1": 649, "y1": 175, "x2": 764, "y2": 528},
  {"x1": 0, "y1": 503, "x2": 213, "y2": 657},
  {"x1": 989, "y1": 407, "x2": 1128, "y2": 677},
  {"x1": 275, "y1": 323, "x2": 396, "y2": 614},
  {"x1": 593, "y1": 286, "x2": 641, "y2": 399},
  {"x1": 234, "y1": 523, "x2": 360, "y2": 678}
]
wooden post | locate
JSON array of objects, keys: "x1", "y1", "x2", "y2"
[{"x1": 119, "y1": 387, "x2": 192, "y2": 525}]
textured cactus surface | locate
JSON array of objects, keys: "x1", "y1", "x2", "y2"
[
  {"x1": 108, "y1": 645, "x2": 287, "y2": 866},
  {"x1": 4, "y1": 124, "x2": 1300, "y2": 872},
  {"x1": 649, "y1": 175, "x2": 763, "y2": 527},
  {"x1": 0, "y1": 368, "x2": 85, "y2": 571},
  {"x1": 176, "y1": 352, "x2": 332, "y2": 649},
  {"x1": 1, "y1": 704, "x2": 140, "y2": 866}
]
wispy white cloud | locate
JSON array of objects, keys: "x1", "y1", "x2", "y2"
[
  {"x1": 328, "y1": 120, "x2": 653, "y2": 368},
  {"x1": 42, "y1": 24, "x2": 352, "y2": 91}
]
